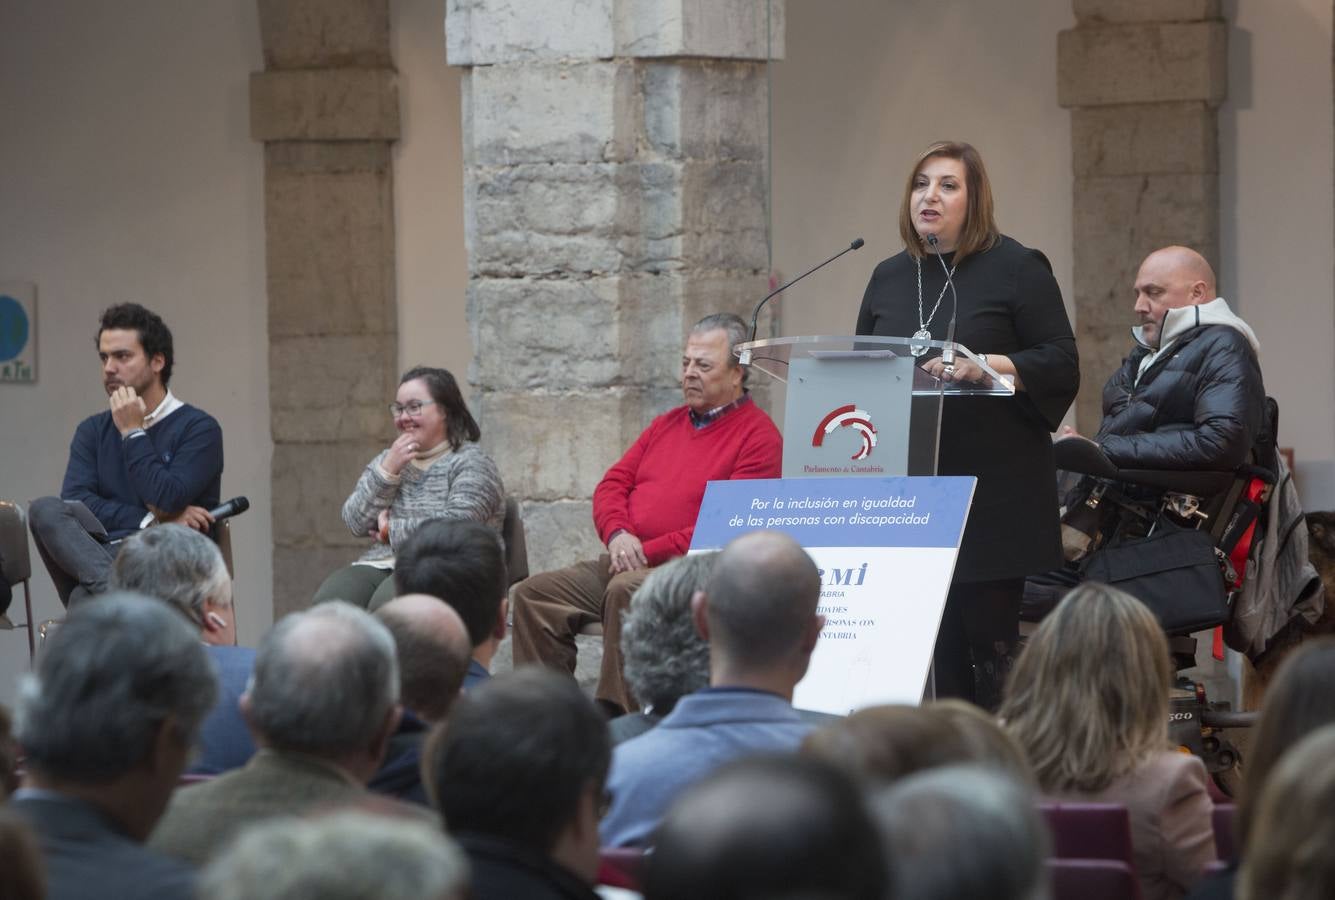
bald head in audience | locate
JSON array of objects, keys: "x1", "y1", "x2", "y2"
[
  {"x1": 375, "y1": 594, "x2": 472, "y2": 723},
  {"x1": 241, "y1": 602, "x2": 402, "y2": 782},
  {"x1": 694, "y1": 530, "x2": 823, "y2": 695}
]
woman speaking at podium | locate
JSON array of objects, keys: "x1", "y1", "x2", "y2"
[{"x1": 855, "y1": 141, "x2": 1079, "y2": 709}]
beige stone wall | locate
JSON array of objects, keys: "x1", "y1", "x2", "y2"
[
  {"x1": 1059, "y1": 0, "x2": 1227, "y2": 432},
  {"x1": 253, "y1": 0, "x2": 402, "y2": 617},
  {"x1": 450, "y1": 0, "x2": 785, "y2": 571}
]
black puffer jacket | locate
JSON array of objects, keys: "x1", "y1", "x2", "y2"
[{"x1": 1095, "y1": 302, "x2": 1265, "y2": 471}]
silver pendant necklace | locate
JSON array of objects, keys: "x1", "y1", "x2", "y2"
[{"x1": 911, "y1": 254, "x2": 956, "y2": 357}]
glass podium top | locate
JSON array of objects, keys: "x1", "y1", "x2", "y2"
[{"x1": 736, "y1": 334, "x2": 1016, "y2": 396}]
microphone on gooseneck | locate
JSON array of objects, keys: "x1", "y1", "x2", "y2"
[
  {"x1": 207, "y1": 496, "x2": 250, "y2": 522},
  {"x1": 740, "y1": 238, "x2": 866, "y2": 364},
  {"x1": 926, "y1": 233, "x2": 959, "y2": 366}
]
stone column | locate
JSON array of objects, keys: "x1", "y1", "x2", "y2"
[
  {"x1": 449, "y1": 0, "x2": 784, "y2": 571},
  {"x1": 251, "y1": 0, "x2": 400, "y2": 617},
  {"x1": 1059, "y1": 0, "x2": 1227, "y2": 431}
]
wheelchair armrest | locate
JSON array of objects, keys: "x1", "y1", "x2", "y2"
[
  {"x1": 1053, "y1": 436, "x2": 1121, "y2": 479},
  {"x1": 1053, "y1": 437, "x2": 1234, "y2": 496}
]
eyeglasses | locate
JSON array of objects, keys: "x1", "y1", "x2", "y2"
[{"x1": 388, "y1": 400, "x2": 439, "y2": 418}]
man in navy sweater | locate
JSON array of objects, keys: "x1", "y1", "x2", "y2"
[{"x1": 29, "y1": 303, "x2": 223, "y2": 607}]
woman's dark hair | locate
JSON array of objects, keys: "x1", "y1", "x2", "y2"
[
  {"x1": 1238, "y1": 637, "x2": 1335, "y2": 846},
  {"x1": 400, "y1": 366, "x2": 479, "y2": 450},
  {"x1": 97, "y1": 303, "x2": 175, "y2": 387}
]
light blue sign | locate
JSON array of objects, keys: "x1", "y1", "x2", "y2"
[{"x1": 690, "y1": 476, "x2": 975, "y2": 550}]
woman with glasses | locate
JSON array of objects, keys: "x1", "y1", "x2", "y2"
[{"x1": 312, "y1": 366, "x2": 506, "y2": 610}]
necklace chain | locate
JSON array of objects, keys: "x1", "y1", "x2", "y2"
[{"x1": 915, "y1": 254, "x2": 957, "y2": 333}]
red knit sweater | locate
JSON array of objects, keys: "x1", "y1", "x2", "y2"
[{"x1": 593, "y1": 399, "x2": 783, "y2": 566}]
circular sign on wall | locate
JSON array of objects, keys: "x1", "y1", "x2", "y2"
[{"x1": 0, "y1": 295, "x2": 29, "y2": 362}]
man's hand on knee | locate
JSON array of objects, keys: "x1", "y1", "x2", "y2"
[{"x1": 607, "y1": 531, "x2": 648, "y2": 574}]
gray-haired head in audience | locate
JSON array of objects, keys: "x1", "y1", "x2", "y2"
[
  {"x1": 109, "y1": 523, "x2": 231, "y2": 624},
  {"x1": 870, "y1": 764, "x2": 1049, "y2": 900},
  {"x1": 623, "y1": 552, "x2": 716, "y2": 714},
  {"x1": 244, "y1": 602, "x2": 399, "y2": 764},
  {"x1": 15, "y1": 592, "x2": 216, "y2": 837},
  {"x1": 199, "y1": 811, "x2": 469, "y2": 900}
]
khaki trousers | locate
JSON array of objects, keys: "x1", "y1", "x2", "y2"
[{"x1": 511, "y1": 554, "x2": 649, "y2": 713}]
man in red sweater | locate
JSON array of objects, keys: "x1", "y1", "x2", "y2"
[{"x1": 512, "y1": 313, "x2": 783, "y2": 715}]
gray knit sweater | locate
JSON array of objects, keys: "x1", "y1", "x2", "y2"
[{"x1": 341, "y1": 440, "x2": 506, "y2": 565}]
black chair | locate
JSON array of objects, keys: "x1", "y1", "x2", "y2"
[{"x1": 0, "y1": 500, "x2": 36, "y2": 660}]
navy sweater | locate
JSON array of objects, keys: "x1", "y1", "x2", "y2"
[{"x1": 61, "y1": 405, "x2": 224, "y2": 539}]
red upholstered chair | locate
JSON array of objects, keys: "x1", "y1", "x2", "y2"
[
  {"x1": 597, "y1": 847, "x2": 648, "y2": 890},
  {"x1": 1037, "y1": 801, "x2": 1136, "y2": 868},
  {"x1": 1047, "y1": 859, "x2": 1145, "y2": 900},
  {"x1": 1211, "y1": 803, "x2": 1237, "y2": 863}
]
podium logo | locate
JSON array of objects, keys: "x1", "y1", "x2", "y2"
[{"x1": 812, "y1": 404, "x2": 878, "y2": 460}]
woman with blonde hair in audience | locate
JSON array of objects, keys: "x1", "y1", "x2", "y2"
[
  {"x1": 1000, "y1": 582, "x2": 1215, "y2": 900},
  {"x1": 1236, "y1": 724, "x2": 1335, "y2": 900}
]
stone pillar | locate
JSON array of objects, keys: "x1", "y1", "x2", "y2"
[
  {"x1": 449, "y1": 0, "x2": 784, "y2": 571},
  {"x1": 251, "y1": 0, "x2": 400, "y2": 617},
  {"x1": 1059, "y1": 0, "x2": 1227, "y2": 431}
]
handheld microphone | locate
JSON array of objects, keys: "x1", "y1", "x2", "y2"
[
  {"x1": 207, "y1": 496, "x2": 250, "y2": 521},
  {"x1": 741, "y1": 238, "x2": 865, "y2": 364},
  {"x1": 926, "y1": 233, "x2": 959, "y2": 366}
]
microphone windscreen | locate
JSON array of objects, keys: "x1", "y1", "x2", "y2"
[{"x1": 851, "y1": 238, "x2": 865, "y2": 249}]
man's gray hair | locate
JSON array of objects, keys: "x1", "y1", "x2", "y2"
[
  {"x1": 246, "y1": 602, "x2": 399, "y2": 757},
  {"x1": 199, "y1": 811, "x2": 469, "y2": 900},
  {"x1": 15, "y1": 592, "x2": 218, "y2": 782},
  {"x1": 871, "y1": 764, "x2": 1050, "y2": 900},
  {"x1": 623, "y1": 553, "x2": 716, "y2": 712},
  {"x1": 691, "y1": 313, "x2": 750, "y2": 380},
  {"x1": 109, "y1": 524, "x2": 231, "y2": 623}
]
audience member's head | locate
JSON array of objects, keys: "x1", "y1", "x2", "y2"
[
  {"x1": 623, "y1": 552, "x2": 716, "y2": 715},
  {"x1": 243, "y1": 602, "x2": 400, "y2": 782},
  {"x1": 0, "y1": 704, "x2": 19, "y2": 798},
  {"x1": 14, "y1": 593, "x2": 217, "y2": 840},
  {"x1": 374, "y1": 594, "x2": 473, "y2": 723},
  {"x1": 198, "y1": 811, "x2": 469, "y2": 900},
  {"x1": 393, "y1": 519, "x2": 507, "y2": 652},
  {"x1": 927, "y1": 699, "x2": 1035, "y2": 786},
  {"x1": 1238, "y1": 723, "x2": 1335, "y2": 900},
  {"x1": 645, "y1": 754, "x2": 887, "y2": 900},
  {"x1": 871, "y1": 764, "x2": 1047, "y2": 900},
  {"x1": 1000, "y1": 581, "x2": 1171, "y2": 793},
  {"x1": 0, "y1": 810, "x2": 45, "y2": 900},
  {"x1": 802, "y1": 704, "x2": 970, "y2": 786},
  {"x1": 425, "y1": 669, "x2": 610, "y2": 884},
  {"x1": 696, "y1": 531, "x2": 822, "y2": 691},
  {"x1": 110, "y1": 523, "x2": 235, "y2": 645},
  {"x1": 802, "y1": 701, "x2": 1035, "y2": 790},
  {"x1": 1238, "y1": 636, "x2": 1335, "y2": 846}
]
